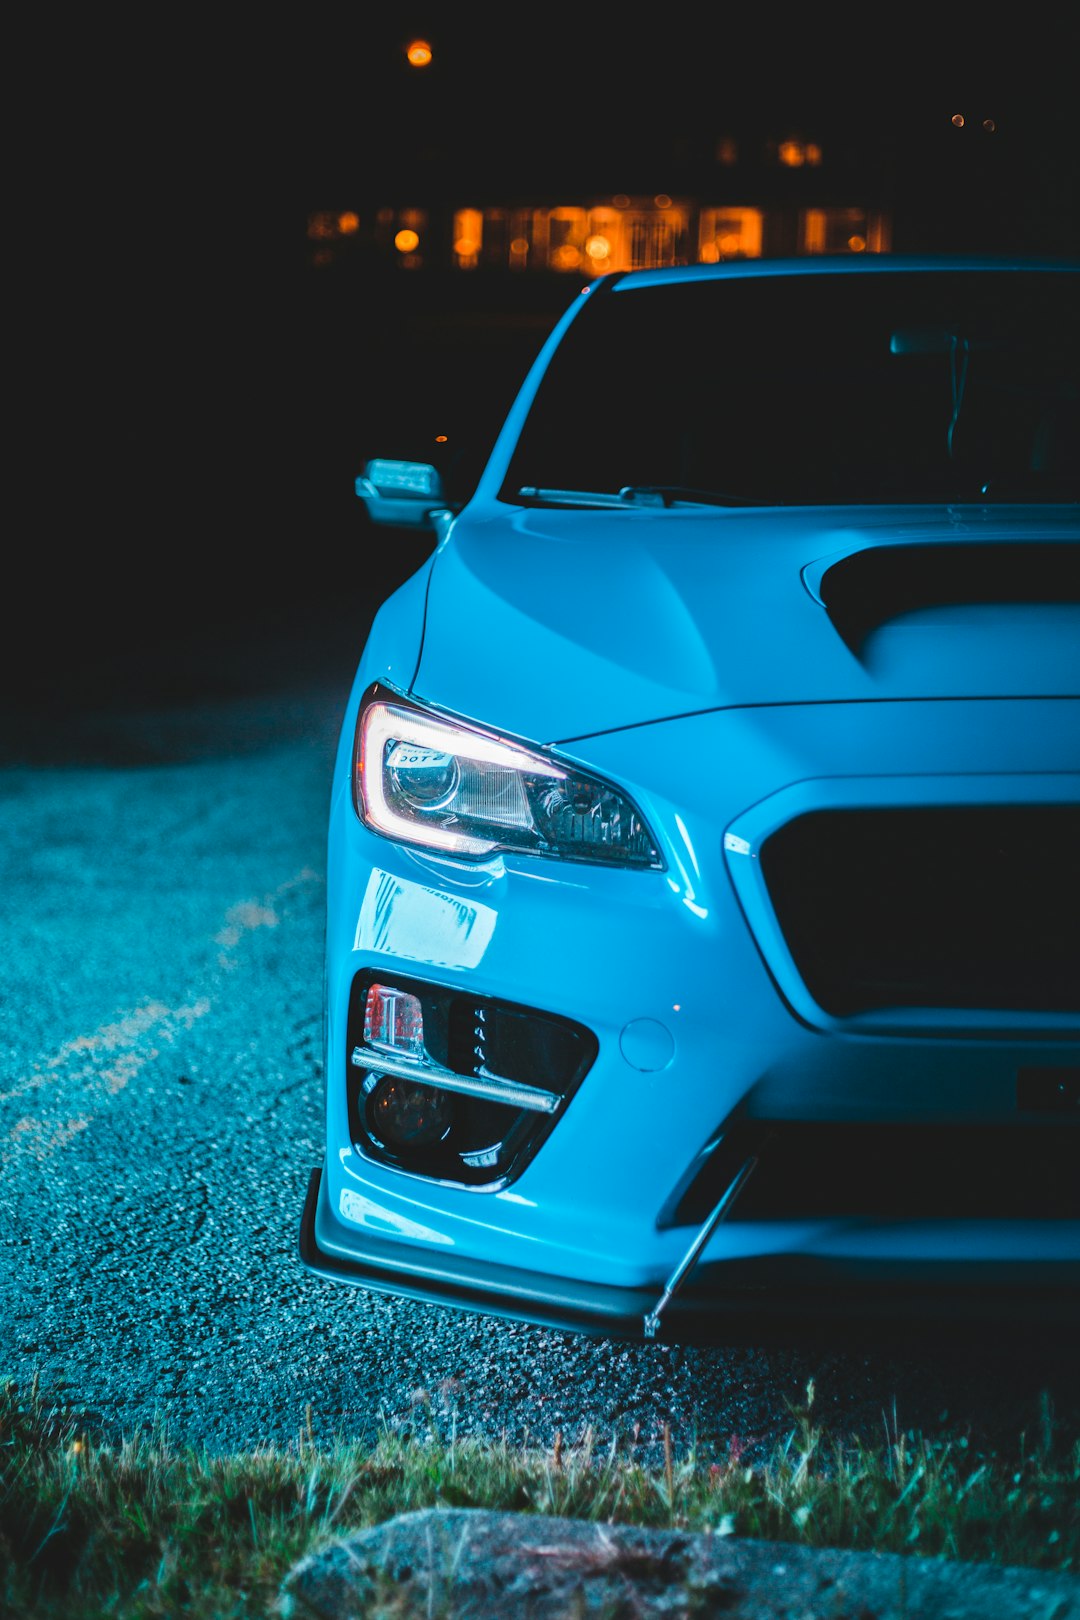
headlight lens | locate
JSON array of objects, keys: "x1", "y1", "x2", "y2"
[{"x1": 355, "y1": 689, "x2": 663, "y2": 867}]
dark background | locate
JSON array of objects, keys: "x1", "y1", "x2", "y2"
[{"x1": 11, "y1": 9, "x2": 1079, "y2": 708}]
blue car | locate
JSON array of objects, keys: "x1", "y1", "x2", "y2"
[{"x1": 300, "y1": 255, "x2": 1080, "y2": 1344}]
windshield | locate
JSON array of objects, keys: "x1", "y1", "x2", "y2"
[{"x1": 499, "y1": 269, "x2": 1080, "y2": 506}]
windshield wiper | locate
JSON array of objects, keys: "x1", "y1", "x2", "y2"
[
  {"x1": 620, "y1": 484, "x2": 761, "y2": 507},
  {"x1": 516, "y1": 484, "x2": 756, "y2": 509},
  {"x1": 517, "y1": 486, "x2": 630, "y2": 507}
]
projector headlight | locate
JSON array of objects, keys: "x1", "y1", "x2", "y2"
[{"x1": 355, "y1": 686, "x2": 663, "y2": 868}]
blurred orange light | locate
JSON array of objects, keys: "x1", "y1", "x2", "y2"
[
  {"x1": 435, "y1": 434, "x2": 448, "y2": 443},
  {"x1": 394, "y1": 228, "x2": 420, "y2": 252},
  {"x1": 337, "y1": 212, "x2": 360, "y2": 235},
  {"x1": 584, "y1": 234, "x2": 611, "y2": 260},
  {"x1": 551, "y1": 244, "x2": 581, "y2": 270},
  {"x1": 613, "y1": 193, "x2": 630, "y2": 208},
  {"x1": 454, "y1": 236, "x2": 479, "y2": 256},
  {"x1": 951, "y1": 113, "x2": 965, "y2": 127},
  {"x1": 778, "y1": 141, "x2": 804, "y2": 167},
  {"x1": 847, "y1": 234, "x2": 867, "y2": 252},
  {"x1": 509, "y1": 237, "x2": 529, "y2": 255},
  {"x1": 699, "y1": 242, "x2": 720, "y2": 264},
  {"x1": 406, "y1": 39, "x2": 432, "y2": 66},
  {"x1": 654, "y1": 193, "x2": 672, "y2": 208},
  {"x1": 982, "y1": 117, "x2": 996, "y2": 132}
]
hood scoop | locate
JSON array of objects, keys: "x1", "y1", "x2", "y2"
[{"x1": 807, "y1": 542, "x2": 1080, "y2": 654}]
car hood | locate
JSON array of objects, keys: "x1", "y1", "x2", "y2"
[{"x1": 411, "y1": 502, "x2": 1080, "y2": 743}]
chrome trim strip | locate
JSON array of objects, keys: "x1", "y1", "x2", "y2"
[{"x1": 350, "y1": 1044, "x2": 560, "y2": 1114}]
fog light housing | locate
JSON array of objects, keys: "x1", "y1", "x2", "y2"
[
  {"x1": 347, "y1": 969, "x2": 598, "y2": 1187},
  {"x1": 365, "y1": 1075, "x2": 454, "y2": 1149}
]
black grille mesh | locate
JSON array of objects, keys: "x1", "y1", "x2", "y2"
[
  {"x1": 759, "y1": 806, "x2": 1080, "y2": 1016},
  {"x1": 665, "y1": 1121, "x2": 1080, "y2": 1226}
]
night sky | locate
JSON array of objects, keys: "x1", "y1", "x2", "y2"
[
  {"x1": 13, "y1": 9, "x2": 1079, "y2": 694},
  {"x1": 276, "y1": 12, "x2": 1079, "y2": 216}
]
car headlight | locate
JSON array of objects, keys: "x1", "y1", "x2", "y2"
[{"x1": 355, "y1": 686, "x2": 663, "y2": 868}]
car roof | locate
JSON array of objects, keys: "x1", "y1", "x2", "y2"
[{"x1": 608, "y1": 254, "x2": 1080, "y2": 292}]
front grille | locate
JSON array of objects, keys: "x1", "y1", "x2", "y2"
[{"x1": 759, "y1": 806, "x2": 1080, "y2": 1017}]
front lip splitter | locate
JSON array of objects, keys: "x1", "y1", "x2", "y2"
[{"x1": 299, "y1": 1164, "x2": 1080, "y2": 1347}]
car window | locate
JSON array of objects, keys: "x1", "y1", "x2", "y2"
[{"x1": 500, "y1": 270, "x2": 1080, "y2": 506}]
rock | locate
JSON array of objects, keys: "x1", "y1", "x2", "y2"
[{"x1": 278, "y1": 1507, "x2": 1080, "y2": 1619}]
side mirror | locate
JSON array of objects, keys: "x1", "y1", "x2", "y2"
[{"x1": 355, "y1": 459, "x2": 457, "y2": 532}]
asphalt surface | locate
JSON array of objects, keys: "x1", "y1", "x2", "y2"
[{"x1": 1, "y1": 564, "x2": 1077, "y2": 1472}]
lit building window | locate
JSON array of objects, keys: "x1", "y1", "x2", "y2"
[
  {"x1": 337, "y1": 211, "x2": 360, "y2": 235},
  {"x1": 454, "y1": 208, "x2": 535, "y2": 270},
  {"x1": 452, "y1": 208, "x2": 483, "y2": 269},
  {"x1": 800, "y1": 208, "x2": 890, "y2": 254},
  {"x1": 597, "y1": 200, "x2": 690, "y2": 273},
  {"x1": 697, "y1": 207, "x2": 763, "y2": 262},
  {"x1": 628, "y1": 210, "x2": 685, "y2": 269},
  {"x1": 545, "y1": 206, "x2": 588, "y2": 271},
  {"x1": 469, "y1": 202, "x2": 692, "y2": 275}
]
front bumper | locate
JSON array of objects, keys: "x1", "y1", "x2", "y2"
[
  {"x1": 300, "y1": 1164, "x2": 1080, "y2": 1347},
  {"x1": 312, "y1": 691, "x2": 1080, "y2": 1342}
]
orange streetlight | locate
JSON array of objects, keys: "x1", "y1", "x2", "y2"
[{"x1": 406, "y1": 39, "x2": 433, "y2": 67}]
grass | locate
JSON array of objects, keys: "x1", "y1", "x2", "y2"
[{"x1": 1, "y1": 1374, "x2": 1076, "y2": 1618}]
